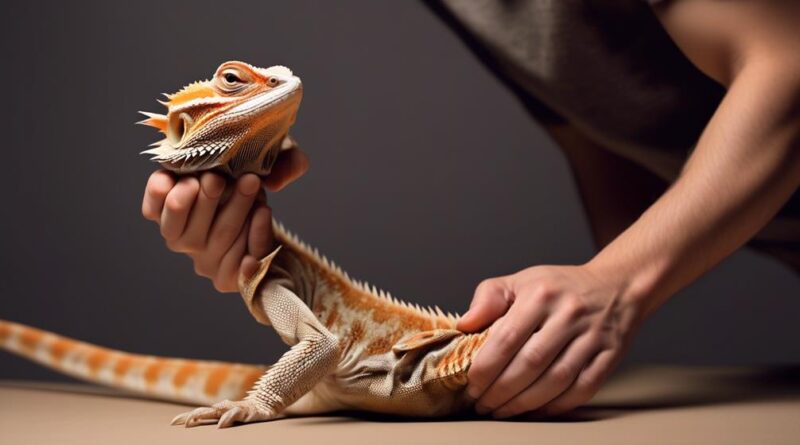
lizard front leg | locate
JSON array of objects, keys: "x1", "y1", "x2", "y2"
[{"x1": 172, "y1": 280, "x2": 340, "y2": 428}]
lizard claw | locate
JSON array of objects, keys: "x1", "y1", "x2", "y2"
[
  {"x1": 170, "y1": 412, "x2": 189, "y2": 426},
  {"x1": 184, "y1": 407, "x2": 218, "y2": 428},
  {"x1": 218, "y1": 406, "x2": 243, "y2": 429},
  {"x1": 171, "y1": 400, "x2": 275, "y2": 428}
]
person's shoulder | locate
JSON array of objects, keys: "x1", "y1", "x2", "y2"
[{"x1": 651, "y1": 0, "x2": 800, "y2": 86}]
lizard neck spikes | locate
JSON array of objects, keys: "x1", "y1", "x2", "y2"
[{"x1": 139, "y1": 61, "x2": 303, "y2": 177}]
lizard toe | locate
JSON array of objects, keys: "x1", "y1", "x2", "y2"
[
  {"x1": 218, "y1": 406, "x2": 243, "y2": 428},
  {"x1": 170, "y1": 412, "x2": 189, "y2": 426},
  {"x1": 184, "y1": 407, "x2": 220, "y2": 428}
]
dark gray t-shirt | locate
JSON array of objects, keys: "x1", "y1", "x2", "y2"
[{"x1": 426, "y1": 0, "x2": 799, "y2": 269}]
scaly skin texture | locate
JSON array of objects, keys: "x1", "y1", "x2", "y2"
[
  {"x1": 0, "y1": 319, "x2": 268, "y2": 406},
  {"x1": 0, "y1": 61, "x2": 488, "y2": 428},
  {"x1": 139, "y1": 61, "x2": 302, "y2": 177},
  {"x1": 228, "y1": 223, "x2": 490, "y2": 423}
]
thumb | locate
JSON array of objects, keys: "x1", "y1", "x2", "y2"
[
  {"x1": 263, "y1": 147, "x2": 309, "y2": 192},
  {"x1": 457, "y1": 278, "x2": 512, "y2": 333}
]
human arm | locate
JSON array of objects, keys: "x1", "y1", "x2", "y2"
[
  {"x1": 141, "y1": 147, "x2": 309, "y2": 292},
  {"x1": 459, "y1": 2, "x2": 800, "y2": 417}
]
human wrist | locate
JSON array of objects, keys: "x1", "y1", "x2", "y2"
[{"x1": 583, "y1": 241, "x2": 675, "y2": 321}]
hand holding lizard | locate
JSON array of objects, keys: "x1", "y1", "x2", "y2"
[
  {"x1": 141, "y1": 147, "x2": 309, "y2": 292},
  {"x1": 459, "y1": 263, "x2": 643, "y2": 417}
]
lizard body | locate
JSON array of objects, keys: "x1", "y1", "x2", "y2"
[{"x1": 0, "y1": 61, "x2": 488, "y2": 427}]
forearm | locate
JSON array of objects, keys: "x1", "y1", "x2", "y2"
[{"x1": 587, "y1": 59, "x2": 800, "y2": 317}]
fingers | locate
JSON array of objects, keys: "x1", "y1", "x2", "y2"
[
  {"x1": 213, "y1": 220, "x2": 250, "y2": 292},
  {"x1": 143, "y1": 170, "x2": 274, "y2": 294},
  {"x1": 474, "y1": 309, "x2": 580, "y2": 413},
  {"x1": 208, "y1": 174, "x2": 260, "y2": 249},
  {"x1": 240, "y1": 255, "x2": 260, "y2": 281},
  {"x1": 465, "y1": 287, "x2": 539, "y2": 401},
  {"x1": 160, "y1": 176, "x2": 200, "y2": 241},
  {"x1": 238, "y1": 197, "x2": 274, "y2": 280},
  {"x1": 537, "y1": 349, "x2": 618, "y2": 416},
  {"x1": 248, "y1": 204, "x2": 274, "y2": 259},
  {"x1": 263, "y1": 148, "x2": 309, "y2": 192},
  {"x1": 457, "y1": 278, "x2": 514, "y2": 333},
  {"x1": 492, "y1": 331, "x2": 603, "y2": 418},
  {"x1": 174, "y1": 172, "x2": 225, "y2": 252},
  {"x1": 193, "y1": 174, "x2": 261, "y2": 278},
  {"x1": 142, "y1": 170, "x2": 176, "y2": 222},
  {"x1": 239, "y1": 203, "x2": 274, "y2": 280}
]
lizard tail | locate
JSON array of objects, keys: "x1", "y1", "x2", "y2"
[{"x1": 0, "y1": 319, "x2": 268, "y2": 405}]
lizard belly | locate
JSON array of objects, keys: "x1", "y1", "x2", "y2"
[{"x1": 318, "y1": 337, "x2": 473, "y2": 417}]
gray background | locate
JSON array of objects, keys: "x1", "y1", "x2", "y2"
[{"x1": 0, "y1": 0, "x2": 797, "y2": 382}]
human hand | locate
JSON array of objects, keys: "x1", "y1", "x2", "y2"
[
  {"x1": 458, "y1": 264, "x2": 643, "y2": 418},
  {"x1": 141, "y1": 148, "x2": 309, "y2": 292}
]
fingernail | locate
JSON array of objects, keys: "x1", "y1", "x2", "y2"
[
  {"x1": 239, "y1": 175, "x2": 260, "y2": 196},
  {"x1": 466, "y1": 386, "x2": 480, "y2": 400}
]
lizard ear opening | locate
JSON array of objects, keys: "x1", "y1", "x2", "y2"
[{"x1": 167, "y1": 113, "x2": 193, "y2": 144}]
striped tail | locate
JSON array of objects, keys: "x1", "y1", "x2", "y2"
[{"x1": 0, "y1": 319, "x2": 268, "y2": 405}]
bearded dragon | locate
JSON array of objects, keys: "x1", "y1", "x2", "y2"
[{"x1": 0, "y1": 61, "x2": 488, "y2": 428}]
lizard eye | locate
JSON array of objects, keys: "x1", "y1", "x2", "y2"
[
  {"x1": 267, "y1": 77, "x2": 279, "y2": 86},
  {"x1": 218, "y1": 69, "x2": 247, "y2": 92}
]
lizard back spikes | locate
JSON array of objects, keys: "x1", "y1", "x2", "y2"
[{"x1": 139, "y1": 61, "x2": 303, "y2": 177}]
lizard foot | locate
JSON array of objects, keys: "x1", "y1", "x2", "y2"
[{"x1": 171, "y1": 400, "x2": 277, "y2": 428}]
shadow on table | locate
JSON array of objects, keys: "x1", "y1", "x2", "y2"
[
  {"x1": 573, "y1": 365, "x2": 800, "y2": 421},
  {"x1": 303, "y1": 365, "x2": 800, "y2": 424},
  {"x1": 2, "y1": 365, "x2": 798, "y2": 425}
]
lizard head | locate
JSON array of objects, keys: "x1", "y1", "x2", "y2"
[{"x1": 139, "y1": 61, "x2": 303, "y2": 177}]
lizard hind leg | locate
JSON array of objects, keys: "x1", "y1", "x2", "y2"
[{"x1": 172, "y1": 281, "x2": 341, "y2": 428}]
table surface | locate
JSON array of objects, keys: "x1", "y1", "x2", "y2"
[{"x1": 1, "y1": 365, "x2": 799, "y2": 445}]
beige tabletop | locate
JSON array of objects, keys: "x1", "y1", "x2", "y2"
[{"x1": 1, "y1": 365, "x2": 798, "y2": 445}]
